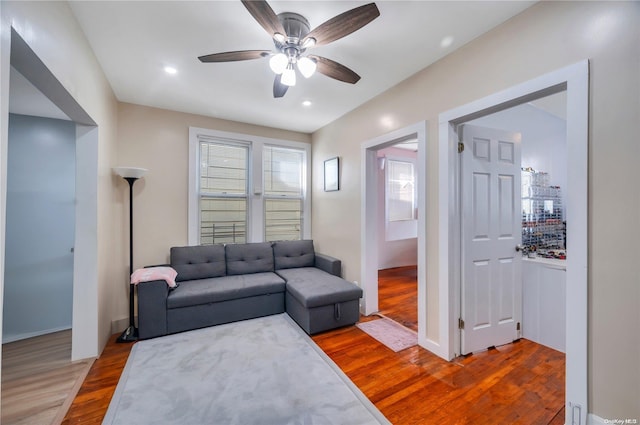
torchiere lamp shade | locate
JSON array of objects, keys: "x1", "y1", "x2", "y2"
[{"x1": 113, "y1": 166, "x2": 148, "y2": 179}]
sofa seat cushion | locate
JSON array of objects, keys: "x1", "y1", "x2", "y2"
[
  {"x1": 277, "y1": 267, "x2": 362, "y2": 308},
  {"x1": 167, "y1": 272, "x2": 285, "y2": 309}
]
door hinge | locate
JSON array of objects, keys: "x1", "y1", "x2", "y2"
[
  {"x1": 458, "y1": 142, "x2": 465, "y2": 153},
  {"x1": 516, "y1": 322, "x2": 521, "y2": 331},
  {"x1": 458, "y1": 318, "x2": 465, "y2": 330}
]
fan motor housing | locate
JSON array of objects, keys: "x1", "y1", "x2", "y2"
[{"x1": 277, "y1": 12, "x2": 310, "y2": 44}]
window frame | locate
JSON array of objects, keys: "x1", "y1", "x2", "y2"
[{"x1": 188, "y1": 127, "x2": 311, "y2": 245}]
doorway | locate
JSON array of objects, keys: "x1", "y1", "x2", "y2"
[
  {"x1": 376, "y1": 140, "x2": 419, "y2": 330},
  {"x1": 438, "y1": 61, "x2": 588, "y2": 425},
  {"x1": 462, "y1": 92, "x2": 568, "y2": 355},
  {"x1": 3, "y1": 109, "x2": 76, "y2": 343},
  {"x1": 2, "y1": 28, "x2": 100, "y2": 361},
  {"x1": 361, "y1": 122, "x2": 426, "y2": 342}
]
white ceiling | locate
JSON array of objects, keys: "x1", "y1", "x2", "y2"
[{"x1": 66, "y1": 1, "x2": 535, "y2": 133}]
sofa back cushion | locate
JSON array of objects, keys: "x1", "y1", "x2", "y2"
[
  {"x1": 273, "y1": 240, "x2": 315, "y2": 270},
  {"x1": 226, "y1": 242, "x2": 274, "y2": 275},
  {"x1": 170, "y1": 245, "x2": 226, "y2": 282}
]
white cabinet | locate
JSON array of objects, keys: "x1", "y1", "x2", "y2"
[{"x1": 522, "y1": 258, "x2": 566, "y2": 352}]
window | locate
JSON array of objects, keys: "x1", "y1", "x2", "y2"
[
  {"x1": 199, "y1": 141, "x2": 248, "y2": 245},
  {"x1": 189, "y1": 127, "x2": 310, "y2": 245},
  {"x1": 387, "y1": 159, "x2": 416, "y2": 221},
  {"x1": 385, "y1": 157, "x2": 418, "y2": 241},
  {"x1": 263, "y1": 146, "x2": 304, "y2": 241}
]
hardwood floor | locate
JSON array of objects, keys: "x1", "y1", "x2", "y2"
[
  {"x1": 313, "y1": 326, "x2": 565, "y2": 424},
  {"x1": 61, "y1": 334, "x2": 133, "y2": 425},
  {"x1": 315, "y1": 266, "x2": 565, "y2": 424},
  {"x1": 378, "y1": 266, "x2": 418, "y2": 331},
  {"x1": 1, "y1": 330, "x2": 93, "y2": 425},
  {"x1": 61, "y1": 267, "x2": 565, "y2": 424}
]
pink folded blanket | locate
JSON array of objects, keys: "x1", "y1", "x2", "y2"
[{"x1": 131, "y1": 266, "x2": 178, "y2": 288}]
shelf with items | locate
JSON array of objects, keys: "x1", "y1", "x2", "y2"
[{"x1": 521, "y1": 168, "x2": 566, "y2": 259}]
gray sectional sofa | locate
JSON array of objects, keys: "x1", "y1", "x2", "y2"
[{"x1": 137, "y1": 240, "x2": 362, "y2": 339}]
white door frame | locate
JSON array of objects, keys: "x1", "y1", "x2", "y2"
[
  {"x1": 360, "y1": 121, "x2": 427, "y2": 344},
  {"x1": 438, "y1": 60, "x2": 588, "y2": 425}
]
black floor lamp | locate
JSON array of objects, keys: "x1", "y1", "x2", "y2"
[{"x1": 114, "y1": 166, "x2": 148, "y2": 343}]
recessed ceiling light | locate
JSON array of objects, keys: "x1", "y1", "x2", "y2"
[
  {"x1": 164, "y1": 66, "x2": 177, "y2": 75},
  {"x1": 302, "y1": 100, "x2": 312, "y2": 107},
  {"x1": 440, "y1": 36, "x2": 454, "y2": 48}
]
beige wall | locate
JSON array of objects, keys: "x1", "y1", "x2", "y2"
[
  {"x1": 0, "y1": 1, "x2": 119, "y2": 361},
  {"x1": 311, "y1": 1, "x2": 639, "y2": 420},
  {"x1": 115, "y1": 103, "x2": 310, "y2": 323}
]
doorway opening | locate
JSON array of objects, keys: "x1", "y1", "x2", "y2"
[
  {"x1": 438, "y1": 61, "x2": 588, "y2": 425},
  {"x1": 462, "y1": 91, "x2": 568, "y2": 355},
  {"x1": 376, "y1": 139, "x2": 419, "y2": 330},
  {"x1": 2, "y1": 28, "x2": 100, "y2": 362},
  {"x1": 361, "y1": 122, "x2": 426, "y2": 342},
  {"x1": 3, "y1": 104, "x2": 76, "y2": 344}
]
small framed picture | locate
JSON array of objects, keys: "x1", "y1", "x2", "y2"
[{"x1": 324, "y1": 157, "x2": 340, "y2": 192}]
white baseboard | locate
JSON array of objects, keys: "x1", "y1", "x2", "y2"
[{"x1": 2, "y1": 325, "x2": 72, "y2": 344}]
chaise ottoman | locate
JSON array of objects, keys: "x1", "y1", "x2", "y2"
[{"x1": 273, "y1": 240, "x2": 363, "y2": 334}]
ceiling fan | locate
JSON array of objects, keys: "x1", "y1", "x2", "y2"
[{"x1": 198, "y1": 0, "x2": 380, "y2": 98}]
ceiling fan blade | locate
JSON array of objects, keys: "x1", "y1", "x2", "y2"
[
  {"x1": 302, "y1": 3, "x2": 380, "y2": 47},
  {"x1": 198, "y1": 50, "x2": 270, "y2": 63},
  {"x1": 241, "y1": 0, "x2": 287, "y2": 40},
  {"x1": 311, "y1": 56, "x2": 361, "y2": 84},
  {"x1": 273, "y1": 74, "x2": 289, "y2": 98}
]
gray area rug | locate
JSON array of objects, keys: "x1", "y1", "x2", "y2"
[{"x1": 103, "y1": 314, "x2": 390, "y2": 425}]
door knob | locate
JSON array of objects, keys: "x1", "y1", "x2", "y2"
[{"x1": 515, "y1": 245, "x2": 524, "y2": 252}]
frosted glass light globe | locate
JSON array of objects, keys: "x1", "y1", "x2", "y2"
[
  {"x1": 269, "y1": 53, "x2": 288, "y2": 74},
  {"x1": 297, "y1": 57, "x2": 317, "y2": 78},
  {"x1": 281, "y1": 66, "x2": 296, "y2": 86}
]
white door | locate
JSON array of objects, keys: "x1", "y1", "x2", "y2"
[{"x1": 460, "y1": 124, "x2": 522, "y2": 355}]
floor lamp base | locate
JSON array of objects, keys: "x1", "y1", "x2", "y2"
[{"x1": 117, "y1": 325, "x2": 138, "y2": 343}]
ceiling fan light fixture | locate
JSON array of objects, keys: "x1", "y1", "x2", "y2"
[
  {"x1": 281, "y1": 64, "x2": 296, "y2": 86},
  {"x1": 269, "y1": 53, "x2": 288, "y2": 74},
  {"x1": 297, "y1": 56, "x2": 317, "y2": 78},
  {"x1": 302, "y1": 37, "x2": 316, "y2": 48},
  {"x1": 201, "y1": 1, "x2": 381, "y2": 98}
]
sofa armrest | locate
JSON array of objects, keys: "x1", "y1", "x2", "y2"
[
  {"x1": 137, "y1": 279, "x2": 169, "y2": 339},
  {"x1": 315, "y1": 253, "x2": 342, "y2": 277}
]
